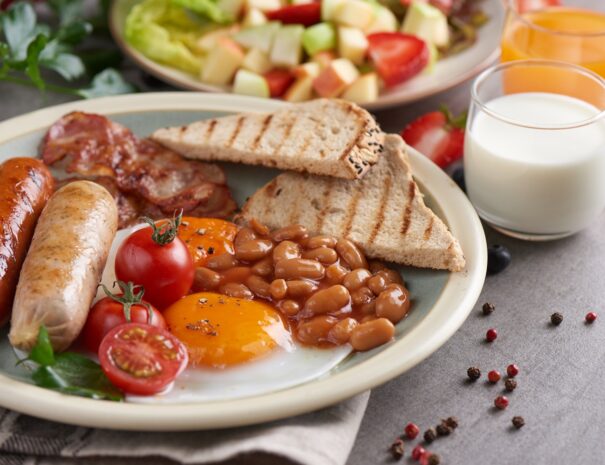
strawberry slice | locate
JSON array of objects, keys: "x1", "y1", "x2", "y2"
[
  {"x1": 265, "y1": 2, "x2": 321, "y2": 27},
  {"x1": 264, "y1": 69, "x2": 295, "y2": 98},
  {"x1": 514, "y1": 0, "x2": 561, "y2": 13},
  {"x1": 401, "y1": 106, "x2": 467, "y2": 169},
  {"x1": 367, "y1": 33, "x2": 429, "y2": 88}
]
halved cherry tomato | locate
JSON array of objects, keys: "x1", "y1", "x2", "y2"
[
  {"x1": 264, "y1": 69, "x2": 295, "y2": 98},
  {"x1": 115, "y1": 214, "x2": 194, "y2": 309},
  {"x1": 514, "y1": 0, "x2": 560, "y2": 13},
  {"x1": 177, "y1": 217, "x2": 238, "y2": 268},
  {"x1": 367, "y1": 33, "x2": 429, "y2": 88},
  {"x1": 98, "y1": 323, "x2": 188, "y2": 396},
  {"x1": 82, "y1": 281, "x2": 165, "y2": 353},
  {"x1": 265, "y1": 2, "x2": 321, "y2": 27}
]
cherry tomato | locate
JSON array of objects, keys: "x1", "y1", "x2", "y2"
[
  {"x1": 115, "y1": 215, "x2": 194, "y2": 309},
  {"x1": 177, "y1": 217, "x2": 239, "y2": 268},
  {"x1": 98, "y1": 323, "x2": 188, "y2": 396},
  {"x1": 82, "y1": 282, "x2": 165, "y2": 353},
  {"x1": 367, "y1": 33, "x2": 429, "y2": 87}
]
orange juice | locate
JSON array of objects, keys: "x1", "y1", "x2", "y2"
[{"x1": 501, "y1": 7, "x2": 605, "y2": 77}]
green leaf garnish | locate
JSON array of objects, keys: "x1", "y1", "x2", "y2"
[{"x1": 77, "y1": 68, "x2": 137, "y2": 99}]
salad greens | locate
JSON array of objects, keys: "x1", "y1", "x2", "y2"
[
  {"x1": 22, "y1": 326, "x2": 123, "y2": 401},
  {"x1": 0, "y1": 1, "x2": 135, "y2": 97}
]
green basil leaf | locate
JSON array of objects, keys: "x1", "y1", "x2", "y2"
[
  {"x1": 77, "y1": 68, "x2": 137, "y2": 98},
  {"x1": 56, "y1": 21, "x2": 92, "y2": 45},
  {"x1": 28, "y1": 326, "x2": 55, "y2": 366},
  {"x1": 41, "y1": 52, "x2": 86, "y2": 80},
  {"x1": 1, "y1": 2, "x2": 38, "y2": 60},
  {"x1": 25, "y1": 33, "x2": 48, "y2": 90},
  {"x1": 48, "y1": 0, "x2": 86, "y2": 26}
]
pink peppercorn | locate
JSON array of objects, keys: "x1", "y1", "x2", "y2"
[
  {"x1": 488, "y1": 370, "x2": 501, "y2": 383},
  {"x1": 405, "y1": 422, "x2": 420, "y2": 440},
  {"x1": 486, "y1": 328, "x2": 498, "y2": 342},
  {"x1": 412, "y1": 445, "x2": 426, "y2": 461},
  {"x1": 586, "y1": 312, "x2": 597, "y2": 323},
  {"x1": 494, "y1": 395, "x2": 509, "y2": 409},
  {"x1": 507, "y1": 364, "x2": 519, "y2": 377}
]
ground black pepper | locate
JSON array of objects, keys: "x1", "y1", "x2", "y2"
[
  {"x1": 551, "y1": 312, "x2": 563, "y2": 326},
  {"x1": 467, "y1": 366, "x2": 481, "y2": 381},
  {"x1": 424, "y1": 428, "x2": 437, "y2": 444},
  {"x1": 390, "y1": 438, "x2": 405, "y2": 460},
  {"x1": 512, "y1": 416, "x2": 525, "y2": 429},
  {"x1": 482, "y1": 302, "x2": 495, "y2": 315},
  {"x1": 505, "y1": 378, "x2": 517, "y2": 392}
]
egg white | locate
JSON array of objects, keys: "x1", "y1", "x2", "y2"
[{"x1": 100, "y1": 226, "x2": 353, "y2": 403}]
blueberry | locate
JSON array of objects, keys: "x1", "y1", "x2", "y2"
[
  {"x1": 452, "y1": 166, "x2": 466, "y2": 192},
  {"x1": 487, "y1": 245, "x2": 511, "y2": 275}
]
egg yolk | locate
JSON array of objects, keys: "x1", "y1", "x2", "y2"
[
  {"x1": 163, "y1": 292, "x2": 292, "y2": 368},
  {"x1": 178, "y1": 217, "x2": 239, "y2": 268}
]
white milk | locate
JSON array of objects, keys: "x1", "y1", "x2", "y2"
[{"x1": 464, "y1": 92, "x2": 605, "y2": 236}]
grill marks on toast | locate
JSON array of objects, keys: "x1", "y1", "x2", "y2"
[
  {"x1": 272, "y1": 114, "x2": 297, "y2": 158},
  {"x1": 342, "y1": 190, "x2": 361, "y2": 238},
  {"x1": 316, "y1": 184, "x2": 333, "y2": 231},
  {"x1": 423, "y1": 217, "x2": 434, "y2": 241},
  {"x1": 287, "y1": 182, "x2": 303, "y2": 224},
  {"x1": 368, "y1": 177, "x2": 392, "y2": 243},
  {"x1": 227, "y1": 116, "x2": 244, "y2": 148},
  {"x1": 252, "y1": 114, "x2": 273, "y2": 150},
  {"x1": 401, "y1": 180, "x2": 416, "y2": 235},
  {"x1": 204, "y1": 120, "x2": 217, "y2": 142}
]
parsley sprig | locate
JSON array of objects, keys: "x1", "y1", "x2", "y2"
[{"x1": 0, "y1": 0, "x2": 136, "y2": 98}]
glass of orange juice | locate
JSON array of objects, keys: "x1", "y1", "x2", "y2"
[{"x1": 501, "y1": 0, "x2": 605, "y2": 77}]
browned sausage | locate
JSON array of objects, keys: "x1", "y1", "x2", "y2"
[{"x1": 0, "y1": 158, "x2": 54, "y2": 326}]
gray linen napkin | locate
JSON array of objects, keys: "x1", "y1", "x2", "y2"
[{"x1": 0, "y1": 392, "x2": 369, "y2": 465}]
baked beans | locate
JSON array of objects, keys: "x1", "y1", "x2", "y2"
[{"x1": 193, "y1": 219, "x2": 409, "y2": 352}]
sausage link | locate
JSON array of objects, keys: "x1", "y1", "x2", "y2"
[
  {"x1": 0, "y1": 158, "x2": 54, "y2": 327},
  {"x1": 350, "y1": 318, "x2": 395, "y2": 351},
  {"x1": 9, "y1": 180, "x2": 117, "y2": 352},
  {"x1": 335, "y1": 239, "x2": 368, "y2": 270}
]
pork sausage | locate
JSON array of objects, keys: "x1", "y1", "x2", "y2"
[
  {"x1": 9, "y1": 180, "x2": 118, "y2": 352},
  {"x1": 0, "y1": 158, "x2": 54, "y2": 326}
]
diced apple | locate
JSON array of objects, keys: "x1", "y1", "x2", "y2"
[
  {"x1": 366, "y1": 6, "x2": 398, "y2": 33},
  {"x1": 291, "y1": 0, "x2": 314, "y2": 4},
  {"x1": 233, "y1": 69, "x2": 270, "y2": 97},
  {"x1": 246, "y1": 0, "x2": 282, "y2": 12},
  {"x1": 243, "y1": 8, "x2": 267, "y2": 27},
  {"x1": 233, "y1": 22, "x2": 280, "y2": 54},
  {"x1": 337, "y1": 27, "x2": 368, "y2": 65},
  {"x1": 196, "y1": 26, "x2": 238, "y2": 53},
  {"x1": 270, "y1": 25, "x2": 304, "y2": 67},
  {"x1": 321, "y1": 0, "x2": 345, "y2": 21},
  {"x1": 333, "y1": 0, "x2": 375, "y2": 30},
  {"x1": 402, "y1": 0, "x2": 449, "y2": 47},
  {"x1": 201, "y1": 37, "x2": 244, "y2": 85},
  {"x1": 242, "y1": 47, "x2": 273, "y2": 74},
  {"x1": 311, "y1": 50, "x2": 336, "y2": 69},
  {"x1": 217, "y1": 0, "x2": 245, "y2": 18},
  {"x1": 293, "y1": 61, "x2": 321, "y2": 79},
  {"x1": 342, "y1": 72, "x2": 379, "y2": 103},
  {"x1": 312, "y1": 57, "x2": 359, "y2": 98},
  {"x1": 284, "y1": 76, "x2": 314, "y2": 102},
  {"x1": 302, "y1": 22, "x2": 336, "y2": 56}
]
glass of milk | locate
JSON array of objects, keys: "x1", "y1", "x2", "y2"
[{"x1": 464, "y1": 60, "x2": 605, "y2": 240}]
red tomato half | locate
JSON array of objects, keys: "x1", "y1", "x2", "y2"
[
  {"x1": 367, "y1": 33, "x2": 429, "y2": 88},
  {"x1": 264, "y1": 69, "x2": 295, "y2": 97},
  {"x1": 115, "y1": 221, "x2": 194, "y2": 309},
  {"x1": 82, "y1": 297, "x2": 165, "y2": 353},
  {"x1": 98, "y1": 323, "x2": 188, "y2": 396},
  {"x1": 265, "y1": 2, "x2": 321, "y2": 27}
]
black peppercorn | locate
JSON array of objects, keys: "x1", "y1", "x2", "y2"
[
  {"x1": 436, "y1": 423, "x2": 451, "y2": 436},
  {"x1": 445, "y1": 417, "x2": 459, "y2": 429},
  {"x1": 551, "y1": 312, "x2": 563, "y2": 326},
  {"x1": 505, "y1": 378, "x2": 517, "y2": 392},
  {"x1": 482, "y1": 302, "x2": 495, "y2": 315},
  {"x1": 467, "y1": 366, "x2": 481, "y2": 381},
  {"x1": 424, "y1": 428, "x2": 437, "y2": 444},
  {"x1": 390, "y1": 438, "x2": 404, "y2": 460},
  {"x1": 428, "y1": 453, "x2": 441, "y2": 465},
  {"x1": 512, "y1": 416, "x2": 525, "y2": 429}
]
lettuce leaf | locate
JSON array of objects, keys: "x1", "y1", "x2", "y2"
[{"x1": 171, "y1": 0, "x2": 232, "y2": 24}]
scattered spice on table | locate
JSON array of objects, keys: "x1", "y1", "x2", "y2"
[
  {"x1": 512, "y1": 416, "x2": 525, "y2": 429},
  {"x1": 550, "y1": 312, "x2": 563, "y2": 326},
  {"x1": 405, "y1": 422, "x2": 420, "y2": 439},
  {"x1": 424, "y1": 428, "x2": 437, "y2": 444},
  {"x1": 494, "y1": 396, "x2": 509, "y2": 410},
  {"x1": 428, "y1": 453, "x2": 441, "y2": 465},
  {"x1": 486, "y1": 328, "x2": 498, "y2": 342},
  {"x1": 390, "y1": 438, "x2": 405, "y2": 459},
  {"x1": 488, "y1": 370, "x2": 501, "y2": 383},
  {"x1": 445, "y1": 417, "x2": 459, "y2": 429},
  {"x1": 505, "y1": 378, "x2": 517, "y2": 392},
  {"x1": 436, "y1": 423, "x2": 451, "y2": 436},
  {"x1": 482, "y1": 302, "x2": 495, "y2": 315},
  {"x1": 467, "y1": 366, "x2": 481, "y2": 381},
  {"x1": 506, "y1": 364, "x2": 519, "y2": 377},
  {"x1": 412, "y1": 445, "x2": 426, "y2": 461},
  {"x1": 585, "y1": 312, "x2": 597, "y2": 324}
]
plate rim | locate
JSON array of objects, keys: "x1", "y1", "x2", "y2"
[
  {"x1": 108, "y1": 0, "x2": 505, "y2": 110},
  {"x1": 0, "y1": 93, "x2": 487, "y2": 430}
]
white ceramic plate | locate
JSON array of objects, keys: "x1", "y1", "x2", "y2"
[
  {"x1": 0, "y1": 93, "x2": 486, "y2": 430},
  {"x1": 109, "y1": 0, "x2": 506, "y2": 110}
]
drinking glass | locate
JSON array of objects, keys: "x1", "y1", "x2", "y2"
[
  {"x1": 501, "y1": 0, "x2": 605, "y2": 77},
  {"x1": 464, "y1": 60, "x2": 605, "y2": 240}
]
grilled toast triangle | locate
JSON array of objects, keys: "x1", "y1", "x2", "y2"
[
  {"x1": 239, "y1": 134, "x2": 465, "y2": 271},
  {"x1": 151, "y1": 99, "x2": 384, "y2": 180}
]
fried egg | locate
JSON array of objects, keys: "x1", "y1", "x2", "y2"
[{"x1": 99, "y1": 225, "x2": 353, "y2": 403}]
